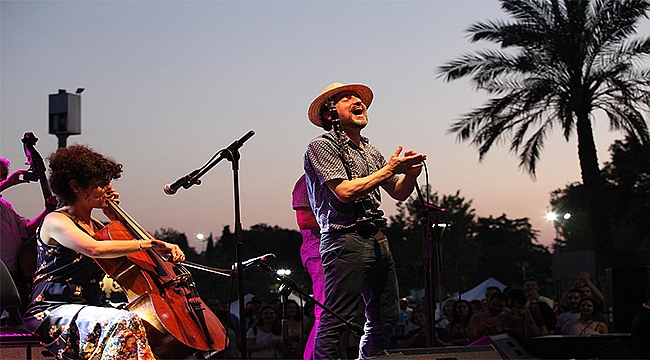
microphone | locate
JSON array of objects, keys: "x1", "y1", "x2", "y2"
[
  {"x1": 326, "y1": 97, "x2": 339, "y2": 121},
  {"x1": 163, "y1": 169, "x2": 200, "y2": 195},
  {"x1": 233, "y1": 253, "x2": 275, "y2": 271},
  {"x1": 224, "y1": 130, "x2": 255, "y2": 154},
  {"x1": 413, "y1": 200, "x2": 449, "y2": 213}
]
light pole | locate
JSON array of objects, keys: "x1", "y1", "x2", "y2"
[{"x1": 516, "y1": 261, "x2": 530, "y2": 282}]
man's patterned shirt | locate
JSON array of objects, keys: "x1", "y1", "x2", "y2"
[{"x1": 303, "y1": 130, "x2": 397, "y2": 234}]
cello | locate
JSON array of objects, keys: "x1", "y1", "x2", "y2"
[
  {"x1": 93, "y1": 200, "x2": 227, "y2": 358},
  {"x1": 19, "y1": 132, "x2": 56, "y2": 280}
]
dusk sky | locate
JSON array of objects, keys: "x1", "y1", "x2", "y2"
[{"x1": 2, "y1": 1, "x2": 648, "y2": 254}]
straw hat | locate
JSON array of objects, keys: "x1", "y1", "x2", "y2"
[{"x1": 307, "y1": 82, "x2": 373, "y2": 128}]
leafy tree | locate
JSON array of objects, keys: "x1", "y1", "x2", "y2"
[
  {"x1": 439, "y1": 0, "x2": 650, "y2": 272},
  {"x1": 388, "y1": 187, "x2": 552, "y2": 299},
  {"x1": 551, "y1": 135, "x2": 650, "y2": 250},
  {"x1": 604, "y1": 136, "x2": 650, "y2": 248},
  {"x1": 202, "y1": 224, "x2": 307, "y2": 303},
  {"x1": 387, "y1": 188, "x2": 481, "y2": 297},
  {"x1": 470, "y1": 215, "x2": 551, "y2": 288},
  {"x1": 203, "y1": 232, "x2": 215, "y2": 257}
]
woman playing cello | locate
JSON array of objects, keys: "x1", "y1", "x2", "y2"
[{"x1": 23, "y1": 144, "x2": 185, "y2": 359}]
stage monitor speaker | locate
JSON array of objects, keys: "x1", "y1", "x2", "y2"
[
  {"x1": 605, "y1": 266, "x2": 650, "y2": 332},
  {"x1": 529, "y1": 333, "x2": 634, "y2": 359},
  {"x1": 482, "y1": 332, "x2": 538, "y2": 359},
  {"x1": 373, "y1": 345, "x2": 502, "y2": 359}
]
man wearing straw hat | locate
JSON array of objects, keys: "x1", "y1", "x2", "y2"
[{"x1": 303, "y1": 82, "x2": 426, "y2": 358}]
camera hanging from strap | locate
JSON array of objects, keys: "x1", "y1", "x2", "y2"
[{"x1": 325, "y1": 97, "x2": 387, "y2": 231}]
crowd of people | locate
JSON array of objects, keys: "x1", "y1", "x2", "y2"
[
  {"x1": 408, "y1": 274, "x2": 611, "y2": 348},
  {"x1": 198, "y1": 269, "x2": 649, "y2": 358},
  {"x1": 201, "y1": 294, "x2": 326, "y2": 359}
]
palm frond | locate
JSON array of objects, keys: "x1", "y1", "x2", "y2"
[
  {"x1": 518, "y1": 117, "x2": 556, "y2": 177},
  {"x1": 439, "y1": 0, "x2": 650, "y2": 176}
]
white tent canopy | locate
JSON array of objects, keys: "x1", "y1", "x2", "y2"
[
  {"x1": 436, "y1": 277, "x2": 507, "y2": 318},
  {"x1": 456, "y1": 277, "x2": 507, "y2": 301},
  {"x1": 229, "y1": 293, "x2": 255, "y2": 317}
]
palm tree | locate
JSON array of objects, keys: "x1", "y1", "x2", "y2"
[{"x1": 438, "y1": 0, "x2": 650, "y2": 272}]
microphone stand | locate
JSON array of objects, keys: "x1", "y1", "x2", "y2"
[
  {"x1": 412, "y1": 184, "x2": 447, "y2": 348},
  {"x1": 220, "y1": 143, "x2": 248, "y2": 359},
  {"x1": 251, "y1": 259, "x2": 364, "y2": 360},
  {"x1": 167, "y1": 130, "x2": 254, "y2": 359},
  {"x1": 279, "y1": 282, "x2": 292, "y2": 359}
]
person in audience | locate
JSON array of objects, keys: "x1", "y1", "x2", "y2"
[
  {"x1": 246, "y1": 296, "x2": 266, "y2": 331},
  {"x1": 503, "y1": 305, "x2": 541, "y2": 339},
  {"x1": 447, "y1": 299, "x2": 474, "y2": 346},
  {"x1": 284, "y1": 299, "x2": 309, "y2": 359},
  {"x1": 436, "y1": 298, "x2": 455, "y2": 330},
  {"x1": 529, "y1": 298, "x2": 557, "y2": 334},
  {"x1": 561, "y1": 297, "x2": 608, "y2": 335},
  {"x1": 214, "y1": 308, "x2": 242, "y2": 359},
  {"x1": 469, "y1": 292, "x2": 508, "y2": 341},
  {"x1": 270, "y1": 298, "x2": 283, "y2": 318},
  {"x1": 505, "y1": 288, "x2": 526, "y2": 307},
  {"x1": 524, "y1": 277, "x2": 554, "y2": 309},
  {"x1": 400, "y1": 308, "x2": 451, "y2": 348},
  {"x1": 247, "y1": 305, "x2": 283, "y2": 358},
  {"x1": 394, "y1": 297, "x2": 413, "y2": 339},
  {"x1": 480, "y1": 298, "x2": 489, "y2": 313},
  {"x1": 469, "y1": 299, "x2": 483, "y2": 314},
  {"x1": 559, "y1": 271, "x2": 604, "y2": 310},
  {"x1": 555, "y1": 288, "x2": 583, "y2": 333},
  {"x1": 506, "y1": 288, "x2": 548, "y2": 335},
  {"x1": 484, "y1": 286, "x2": 501, "y2": 301}
]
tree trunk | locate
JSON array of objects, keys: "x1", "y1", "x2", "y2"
[{"x1": 575, "y1": 112, "x2": 615, "y2": 274}]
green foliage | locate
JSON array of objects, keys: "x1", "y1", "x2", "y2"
[
  {"x1": 604, "y1": 136, "x2": 650, "y2": 249},
  {"x1": 184, "y1": 224, "x2": 307, "y2": 304},
  {"x1": 471, "y1": 215, "x2": 550, "y2": 287},
  {"x1": 438, "y1": 0, "x2": 650, "y2": 272},
  {"x1": 387, "y1": 187, "x2": 551, "y2": 298},
  {"x1": 551, "y1": 136, "x2": 650, "y2": 252}
]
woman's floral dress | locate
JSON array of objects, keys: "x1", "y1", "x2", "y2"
[{"x1": 22, "y1": 213, "x2": 155, "y2": 359}]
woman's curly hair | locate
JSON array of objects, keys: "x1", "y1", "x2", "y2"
[{"x1": 47, "y1": 144, "x2": 123, "y2": 205}]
